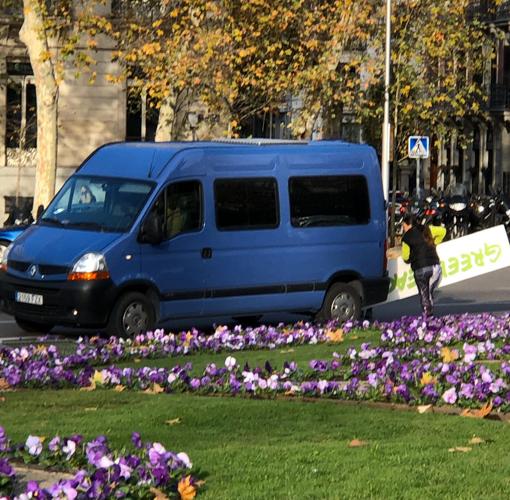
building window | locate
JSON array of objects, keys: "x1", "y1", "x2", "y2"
[
  {"x1": 289, "y1": 175, "x2": 370, "y2": 227},
  {"x1": 215, "y1": 178, "x2": 279, "y2": 230},
  {"x1": 126, "y1": 87, "x2": 159, "y2": 142},
  {"x1": 5, "y1": 61, "x2": 37, "y2": 149}
]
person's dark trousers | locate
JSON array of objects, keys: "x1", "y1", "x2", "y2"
[{"x1": 414, "y1": 266, "x2": 434, "y2": 316}]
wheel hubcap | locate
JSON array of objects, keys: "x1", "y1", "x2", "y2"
[
  {"x1": 330, "y1": 293, "x2": 356, "y2": 321},
  {"x1": 122, "y1": 302, "x2": 148, "y2": 336}
]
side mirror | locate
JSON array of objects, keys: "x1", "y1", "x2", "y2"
[
  {"x1": 139, "y1": 211, "x2": 163, "y2": 244},
  {"x1": 36, "y1": 204, "x2": 44, "y2": 221}
]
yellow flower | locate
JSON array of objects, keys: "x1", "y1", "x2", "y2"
[
  {"x1": 178, "y1": 476, "x2": 196, "y2": 500},
  {"x1": 420, "y1": 372, "x2": 437, "y2": 386},
  {"x1": 440, "y1": 347, "x2": 459, "y2": 363},
  {"x1": 92, "y1": 370, "x2": 104, "y2": 385},
  {"x1": 326, "y1": 328, "x2": 344, "y2": 343}
]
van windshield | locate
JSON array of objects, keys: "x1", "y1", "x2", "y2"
[{"x1": 40, "y1": 176, "x2": 154, "y2": 232}]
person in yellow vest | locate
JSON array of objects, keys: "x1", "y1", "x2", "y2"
[{"x1": 429, "y1": 214, "x2": 447, "y2": 245}]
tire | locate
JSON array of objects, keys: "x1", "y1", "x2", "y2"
[
  {"x1": 106, "y1": 291, "x2": 156, "y2": 338},
  {"x1": 15, "y1": 317, "x2": 54, "y2": 334},
  {"x1": 315, "y1": 283, "x2": 362, "y2": 324}
]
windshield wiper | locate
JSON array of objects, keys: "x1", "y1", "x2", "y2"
[
  {"x1": 69, "y1": 221, "x2": 104, "y2": 231},
  {"x1": 39, "y1": 217, "x2": 64, "y2": 226}
]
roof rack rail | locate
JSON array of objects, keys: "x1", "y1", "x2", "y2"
[{"x1": 211, "y1": 138, "x2": 308, "y2": 146}]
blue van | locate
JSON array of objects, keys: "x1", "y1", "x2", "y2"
[{"x1": 0, "y1": 140, "x2": 389, "y2": 336}]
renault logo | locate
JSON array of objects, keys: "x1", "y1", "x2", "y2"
[{"x1": 29, "y1": 265, "x2": 37, "y2": 277}]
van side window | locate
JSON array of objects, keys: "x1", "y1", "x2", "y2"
[
  {"x1": 289, "y1": 175, "x2": 370, "y2": 227},
  {"x1": 215, "y1": 178, "x2": 279, "y2": 230},
  {"x1": 151, "y1": 181, "x2": 202, "y2": 239}
]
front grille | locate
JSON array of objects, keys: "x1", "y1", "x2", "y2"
[
  {"x1": 8, "y1": 261, "x2": 68, "y2": 276},
  {"x1": 39, "y1": 264, "x2": 69, "y2": 275},
  {"x1": 9, "y1": 260, "x2": 30, "y2": 272}
]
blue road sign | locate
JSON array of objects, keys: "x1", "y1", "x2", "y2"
[{"x1": 408, "y1": 136, "x2": 429, "y2": 159}]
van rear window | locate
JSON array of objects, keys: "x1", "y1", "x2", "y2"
[
  {"x1": 289, "y1": 175, "x2": 370, "y2": 227},
  {"x1": 215, "y1": 178, "x2": 279, "y2": 230}
]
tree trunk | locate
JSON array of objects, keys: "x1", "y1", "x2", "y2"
[
  {"x1": 20, "y1": 0, "x2": 58, "y2": 215},
  {"x1": 155, "y1": 94, "x2": 175, "y2": 142}
]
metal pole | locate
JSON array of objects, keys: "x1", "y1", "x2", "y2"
[
  {"x1": 381, "y1": 0, "x2": 392, "y2": 205},
  {"x1": 416, "y1": 157, "x2": 420, "y2": 200}
]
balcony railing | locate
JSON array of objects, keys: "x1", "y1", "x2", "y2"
[
  {"x1": 490, "y1": 84, "x2": 510, "y2": 110},
  {"x1": 468, "y1": 0, "x2": 510, "y2": 23}
]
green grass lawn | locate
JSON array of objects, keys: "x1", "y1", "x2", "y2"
[
  {"x1": 112, "y1": 330, "x2": 377, "y2": 374},
  {"x1": 2, "y1": 389, "x2": 510, "y2": 499}
]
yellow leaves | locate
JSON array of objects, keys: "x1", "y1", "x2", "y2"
[
  {"x1": 165, "y1": 418, "x2": 182, "y2": 426},
  {"x1": 178, "y1": 476, "x2": 196, "y2": 500},
  {"x1": 460, "y1": 401, "x2": 493, "y2": 419},
  {"x1": 152, "y1": 19, "x2": 163, "y2": 29},
  {"x1": 114, "y1": 385, "x2": 126, "y2": 393},
  {"x1": 325, "y1": 328, "x2": 344, "y2": 343},
  {"x1": 40, "y1": 50, "x2": 52, "y2": 63},
  {"x1": 401, "y1": 84, "x2": 411, "y2": 97},
  {"x1": 80, "y1": 381, "x2": 96, "y2": 392},
  {"x1": 440, "y1": 347, "x2": 459, "y2": 363},
  {"x1": 420, "y1": 372, "x2": 437, "y2": 386},
  {"x1": 348, "y1": 439, "x2": 368, "y2": 448},
  {"x1": 141, "y1": 43, "x2": 162, "y2": 56},
  {"x1": 448, "y1": 446, "x2": 472, "y2": 453},
  {"x1": 0, "y1": 378, "x2": 11, "y2": 391},
  {"x1": 150, "y1": 486, "x2": 169, "y2": 500},
  {"x1": 469, "y1": 436, "x2": 486, "y2": 445},
  {"x1": 144, "y1": 383, "x2": 165, "y2": 395},
  {"x1": 87, "y1": 39, "x2": 97, "y2": 50},
  {"x1": 417, "y1": 404, "x2": 433, "y2": 414}
]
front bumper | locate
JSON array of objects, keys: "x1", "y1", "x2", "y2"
[{"x1": 0, "y1": 271, "x2": 117, "y2": 327}]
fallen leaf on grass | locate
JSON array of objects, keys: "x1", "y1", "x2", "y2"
[
  {"x1": 114, "y1": 385, "x2": 126, "y2": 392},
  {"x1": 144, "y1": 383, "x2": 165, "y2": 395},
  {"x1": 417, "y1": 404, "x2": 433, "y2": 414},
  {"x1": 0, "y1": 378, "x2": 11, "y2": 391},
  {"x1": 448, "y1": 447, "x2": 472, "y2": 453},
  {"x1": 469, "y1": 436, "x2": 486, "y2": 445},
  {"x1": 279, "y1": 348, "x2": 295, "y2": 354},
  {"x1": 460, "y1": 401, "x2": 493, "y2": 419},
  {"x1": 150, "y1": 486, "x2": 169, "y2": 500},
  {"x1": 84, "y1": 407, "x2": 97, "y2": 412},
  {"x1": 134, "y1": 358, "x2": 142, "y2": 363},
  {"x1": 348, "y1": 439, "x2": 368, "y2": 448},
  {"x1": 165, "y1": 418, "x2": 182, "y2": 426},
  {"x1": 326, "y1": 328, "x2": 344, "y2": 343},
  {"x1": 80, "y1": 381, "x2": 96, "y2": 392},
  {"x1": 0, "y1": 396, "x2": 6, "y2": 402},
  {"x1": 177, "y1": 475, "x2": 196, "y2": 500}
]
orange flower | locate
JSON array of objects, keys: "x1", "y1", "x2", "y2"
[
  {"x1": 326, "y1": 328, "x2": 344, "y2": 343},
  {"x1": 178, "y1": 476, "x2": 196, "y2": 500}
]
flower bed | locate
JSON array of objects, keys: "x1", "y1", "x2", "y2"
[
  {"x1": 0, "y1": 428, "x2": 196, "y2": 499},
  {"x1": 2, "y1": 313, "x2": 510, "y2": 411}
]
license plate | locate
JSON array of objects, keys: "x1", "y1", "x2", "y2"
[{"x1": 15, "y1": 292, "x2": 43, "y2": 306}]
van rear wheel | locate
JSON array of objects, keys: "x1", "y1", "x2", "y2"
[
  {"x1": 107, "y1": 292, "x2": 156, "y2": 338},
  {"x1": 15, "y1": 317, "x2": 54, "y2": 334},
  {"x1": 316, "y1": 283, "x2": 362, "y2": 324}
]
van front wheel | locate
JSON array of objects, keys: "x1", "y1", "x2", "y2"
[
  {"x1": 107, "y1": 292, "x2": 156, "y2": 338},
  {"x1": 316, "y1": 283, "x2": 362, "y2": 324}
]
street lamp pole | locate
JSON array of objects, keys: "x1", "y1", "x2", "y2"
[{"x1": 381, "y1": 0, "x2": 392, "y2": 206}]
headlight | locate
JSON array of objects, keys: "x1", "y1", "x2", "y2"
[
  {"x1": 477, "y1": 205, "x2": 484, "y2": 213},
  {"x1": 449, "y1": 202, "x2": 466, "y2": 212},
  {"x1": 68, "y1": 252, "x2": 110, "y2": 281},
  {"x1": 0, "y1": 243, "x2": 12, "y2": 272}
]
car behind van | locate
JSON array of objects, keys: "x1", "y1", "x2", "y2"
[{"x1": 0, "y1": 140, "x2": 389, "y2": 337}]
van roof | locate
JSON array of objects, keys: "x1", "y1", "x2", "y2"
[{"x1": 78, "y1": 140, "x2": 376, "y2": 180}]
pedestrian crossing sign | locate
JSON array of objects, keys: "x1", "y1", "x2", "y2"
[{"x1": 408, "y1": 136, "x2": 429, "y2": 159}]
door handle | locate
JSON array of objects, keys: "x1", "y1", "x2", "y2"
[{"x1": 201, "y1": 247, "x2": 212, "y2": 259}]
